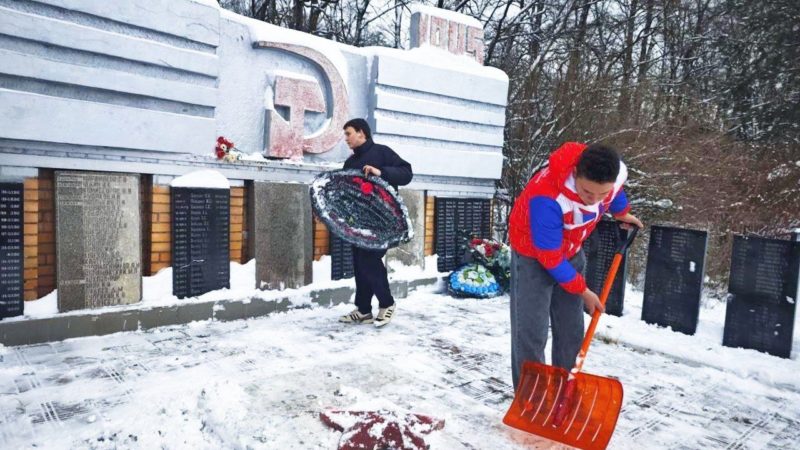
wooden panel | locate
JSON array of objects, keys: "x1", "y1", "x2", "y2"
[{"x1": 424, "y1": 195, "x2": 435, "y2": 256}]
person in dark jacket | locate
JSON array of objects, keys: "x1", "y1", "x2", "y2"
[{"x1": 338, "y1": 118, "x2": 413, "y2": 327}]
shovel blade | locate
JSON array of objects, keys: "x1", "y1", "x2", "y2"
[{"x1": 503, "y1": 362, "x2": 623, "y2": 450}]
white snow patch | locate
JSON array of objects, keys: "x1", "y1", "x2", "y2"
[
  {"x1": 595, "y1": 284, "x2": 800, "y2": 389},
  {"x1": 5, "y1": 282, "x2": 800, "y2": 449},
  {"x1": 23, "y1": 289, "x2": 57, "y2": 317},
  {"x1": 140, "y1": 261, "x2": 262, "y2": 307},
  {"x1": 767, "y1": 164, "x2": 791, "y2": 181},
  {"x1": 14, "y1": 259, "x2": 368, "y2": 322},
  {"x1": 347, "y1": 227, "x2": 375, "y2": 237},
  {"x1": 234, "y1": 10, "x2": 350, "y2": 84},
  {"x1": 361, "y1": 45, "x2": 508, "y2": 82},
  {"x1": 170, "y1": 169, "x2": 230, "y2": 189},
  {"x1": 238, "y1": 152, "x2": 268, "y2": 162},
  {"x1": 313, "y1": 255, "x2": 332, "y2": 284},
  {"x1": 142, "y1": 265, "x2": 175, "y2": 303},
  {"x1": 388, "y1": 255, "x2": 444, "y2": 281},
  {"x1": 190, "y1": 0, "x2": 220, "y2": 7}
]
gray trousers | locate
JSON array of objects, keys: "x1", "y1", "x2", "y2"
[{"x1": 510, "y1": 249, "x2": 586, "y2": 390}]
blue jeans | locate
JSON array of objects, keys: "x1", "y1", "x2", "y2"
[{"x1": 510, "y1": 250, "x2": 586, "y2": 390}]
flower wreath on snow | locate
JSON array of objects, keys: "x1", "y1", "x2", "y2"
[
  {"x1": 310, "y1": 169, "x2": 414, "y2": 250},
  {"x1": 446, "y1": 235, "x2": 511, "y2": 299},
  {"x1": 469, "y1": 237, "x2": 511, "y2": 289},
  {"x1": 447, "y1": 263, "x2": 503, "y2": 298}
]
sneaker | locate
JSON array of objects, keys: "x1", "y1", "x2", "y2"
[
  {"x1": 374, "y1": 303, "x2": 396, "y2": 328},
  {"x1": 339, "y1": 309, "x2": 374, "y2": 324}
]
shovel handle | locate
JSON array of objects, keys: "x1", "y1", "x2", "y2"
[
  {"x1": 571, "y1": 225, "x2": 638, "y2": 376},
  {"x1": 615, "y1": 226, "x2": 639, "y2": 254}
]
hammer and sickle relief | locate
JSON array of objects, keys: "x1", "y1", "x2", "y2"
[{"x1": 253, "y1": 41, "x2": 350, "y2": 159}]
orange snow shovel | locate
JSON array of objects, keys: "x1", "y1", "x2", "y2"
[{"x1": 503, "y1": 226, "x2": 638, "y2": 450}]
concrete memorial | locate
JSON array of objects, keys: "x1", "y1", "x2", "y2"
[
  {"x1": 171, "y1": 171, "x2": 231, "y2": 299},
  {"x1": 252, "y1": 182, "x2": 312, "y2": 290},
  {"x1": 723, "y1": 235, "x2": 799, "y2": 358},
  {"x1": 330, "y1": 234, "x2": 354, "y2": 281},
  {"x1": 584, "y1": 219, "x2": 629, "y2": 316},
  {"x1": 641, "y1": 225, "x2": 708, "y2": 335},
  {"x1": 387, "y1": 189, "x2": 426, "y2": 271},
  {"x1": 434, "y1": 198, "x2": 491, "y2": 272},
  {"x1": 55, "y1": 171, "x2": 141, "y2": 312}
]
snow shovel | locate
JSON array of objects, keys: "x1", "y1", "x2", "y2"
[{"x1": 503, "y1": 226, "x2": 638, "y2": 450}]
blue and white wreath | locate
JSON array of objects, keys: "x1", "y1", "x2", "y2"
[{"x1": 447, "y1": 263, "x2": 502, "y2": 298}]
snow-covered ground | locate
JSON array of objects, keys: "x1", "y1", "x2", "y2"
[
  {"x1": 1, "y1": 275, "x2": 798, "y2": 449},
  {"x1": 11, "y1": 255, "x2": 440, "y2": 321}
]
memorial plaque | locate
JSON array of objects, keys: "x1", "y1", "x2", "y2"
[
  {"x1": 584, "y1": 219, "x2": 628, "y2": 316},
  {"x1": 0, "y1": 183, "x2": 24, "y2": 319},
  {"x1": 253, "y1": 182, "x2": 312, "y2": 289},
  {"x1": 723, "y1": 235, "x2": 799, "y2": 358},
  {"x1": 434, "y1": 198, "x2": 491, "y2": 272},
  {"x1": 171, "y1": 187, "x2": 230, "y2": 299},
  {"x1": 641, "y1": 226, "x2": 708, "y2": 335},
  {"x1": 387, "y1": 189, "x2": 426, "y2": 270},
  {"x1": 330, "y1": 234, "x2": 354, "y2": 280},
  {"x1": 56, "y1": 172, "x2": 141, "y2": 312},
  {"x1": 434, "y1": 198, "x2": 457, "y2": 271}
]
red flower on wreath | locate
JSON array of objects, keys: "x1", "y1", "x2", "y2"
[
  {"x1": 361, "y1": 181, "x2": 374, "y2": 195},
  {"x1": 377, "y1": 187, "x2": 394, "y2": 205}
]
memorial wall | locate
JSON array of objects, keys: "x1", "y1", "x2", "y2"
[{"x1": 0, "y1": 0, "x2": 508, "y2": 313}]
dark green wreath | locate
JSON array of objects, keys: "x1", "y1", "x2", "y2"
[{"x1": 310, "y1": 169, "x2": 413, "y2": 250}]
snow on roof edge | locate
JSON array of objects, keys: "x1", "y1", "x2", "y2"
[{"x1": 171, "y1": 169, "x2": 230, "y2": 189}]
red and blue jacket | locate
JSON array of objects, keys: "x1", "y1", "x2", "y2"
[{"x1": 508, "y1": 142, "x2": 631, "y2": 294}]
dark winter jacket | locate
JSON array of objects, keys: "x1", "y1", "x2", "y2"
[{"x1": 343, "y1": 139, "x2": 413, "y2": 189}]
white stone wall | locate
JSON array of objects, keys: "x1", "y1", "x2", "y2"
[
  {"x1": 0, "y1": 0, "x2": 508, "y2": 195},
  {"x1": 367, "y1": 49, "x2": 507, "y2": 181},
  {"x1": 0, "y1": 0, "x2": 220, "y2": 154}
]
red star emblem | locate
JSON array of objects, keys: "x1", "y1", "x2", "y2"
[{"x1": 320, "y1": 410, "x2": 445, "y2": 450}]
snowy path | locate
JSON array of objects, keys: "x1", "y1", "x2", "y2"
[{"x1": 0, "y1": 283, "x2": 798, "y2": 449}]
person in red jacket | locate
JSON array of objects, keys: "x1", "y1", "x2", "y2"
[{"x1": 507, "y1": 142, "x2": 643, "y2": 389}]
